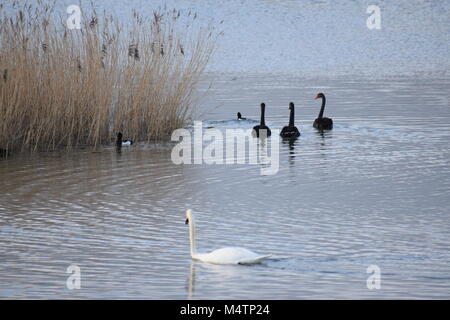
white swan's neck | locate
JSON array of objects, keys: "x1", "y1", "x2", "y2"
[
  {"x1": 185, "y1": 209, "x2": 270, "y2": 265},
  {"x1": 188, "y1": 211, "x2": 197, "y2": 258}
]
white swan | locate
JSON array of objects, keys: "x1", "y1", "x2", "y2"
[{"x1": 185, "y1": 209, "x2": 271, "y2": 265}]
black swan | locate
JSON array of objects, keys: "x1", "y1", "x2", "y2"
[
  {"x1": 237, "y1": 112, "x2": 246, "y2": 120},
  {"x1": 116, "y1": 132, "x2": 133, "y2": 147},
  {"x1": 280, "y1": 102, "x2": 301, "y2": 138},
  {"x1": 252, "y1": 103, "x2": 271, "y2": 137},
  {"x1": 313, "y1": 93, "x2": 333, "y2": 130}
]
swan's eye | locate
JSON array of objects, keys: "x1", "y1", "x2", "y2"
[{"x1": 185, "y1": 218, "x2": 189, "y2": 225}]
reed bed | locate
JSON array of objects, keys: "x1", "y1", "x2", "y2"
[{"x1": 0, "y1": 1, "x2": 215, "y2": 152}]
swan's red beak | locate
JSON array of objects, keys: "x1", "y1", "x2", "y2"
[
  {"x1": 314, "y1": 94, "x2": 320, "y2": 99},
  {"x1": 185, "y1": 218, "x2": 189, "y2": 225}
]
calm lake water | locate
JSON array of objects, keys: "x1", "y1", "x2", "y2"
[{"x1": 0, "y1": 74, "x2": 449, "y2": 299}]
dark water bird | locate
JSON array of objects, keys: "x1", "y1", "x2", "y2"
[
  {"x1": 116, "y1": 132, "x2": 133, "y2": 147},
  {"x1": 280, "y1": 102, "x2": 301, "y2": 138},
  {"x1": 313, "y1": 93, "x2": 333, "y2": 130},
  {"x1": 252, "y1": 103, "x2": 271, "y2": 137},
  {"x1": 237, "y1": 112, "x2": 247, "y2": 120}
]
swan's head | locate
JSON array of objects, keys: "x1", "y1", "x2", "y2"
[
  {"x1": 260, "y1": 102, "x2": 265, "y2": 108},
  {"x1": 185, "y1": 209, "x2": 192, "y2": 225},
  {"x1": 117, "y1": 132, "x2": 123, "y2": 139},
  {"x1": 289, "y1": 102, "x2": 294, "y2": 109},
  {"x1": 314, "y1": 93, "x2": 325, "y2": 100},
  {"x1": 237, "y1": 112, "x2": 242, "y2": 119}
]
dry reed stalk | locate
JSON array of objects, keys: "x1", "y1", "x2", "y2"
[{"x1": 0, "y1": 1, "x2": 215, "y2": 153}]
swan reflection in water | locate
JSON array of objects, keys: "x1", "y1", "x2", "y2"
[
  {"x1": 186, "y1": 261, "x2": 196, "y2": 299},
  {"x1": 314, "y1": 128, "x2": 333, "y2": 152},
  {"x1": 186, "y1": 259, "x2": 276, "y2": 299},
  {"x1": 281, "y1": 137, "x2": 298, "y2": 166}
]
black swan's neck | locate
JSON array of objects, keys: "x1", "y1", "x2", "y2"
[
  {"x1": 318, "y1": 96, "x2": 326, "y2": 119},
  {"x1": 289, "y1": 107, "x2": 295, "y2": 127},
  {"x1": 260, "y1": 105, "x2": 266, "y2": 125}
]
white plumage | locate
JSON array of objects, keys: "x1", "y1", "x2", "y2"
[{"x1": 185, "y1": 209, "x2": 271, "y2": 265}]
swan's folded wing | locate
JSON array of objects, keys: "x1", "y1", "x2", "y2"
[
  {"x1": 198, "y1": 247, "x2": 271, "y2": 265},
  {"x1": 238, "y1": 254, "x2": 272, "y2": 265}
]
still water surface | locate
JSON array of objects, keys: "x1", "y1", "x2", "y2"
[{"x1": 0, "y1": 75, "x2": 449, "y2": 299}]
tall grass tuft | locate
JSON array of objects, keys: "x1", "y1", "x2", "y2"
[{"x1": 0, "y1": 2, "x2": 215, "y2": 152}]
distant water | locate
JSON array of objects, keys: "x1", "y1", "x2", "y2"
[
  {"x1": 48, "y1": 0, "x2": 449, "y2": 77},
  {"x1": 1, "y1": 75, "x2": 449, "y2": 299}
]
